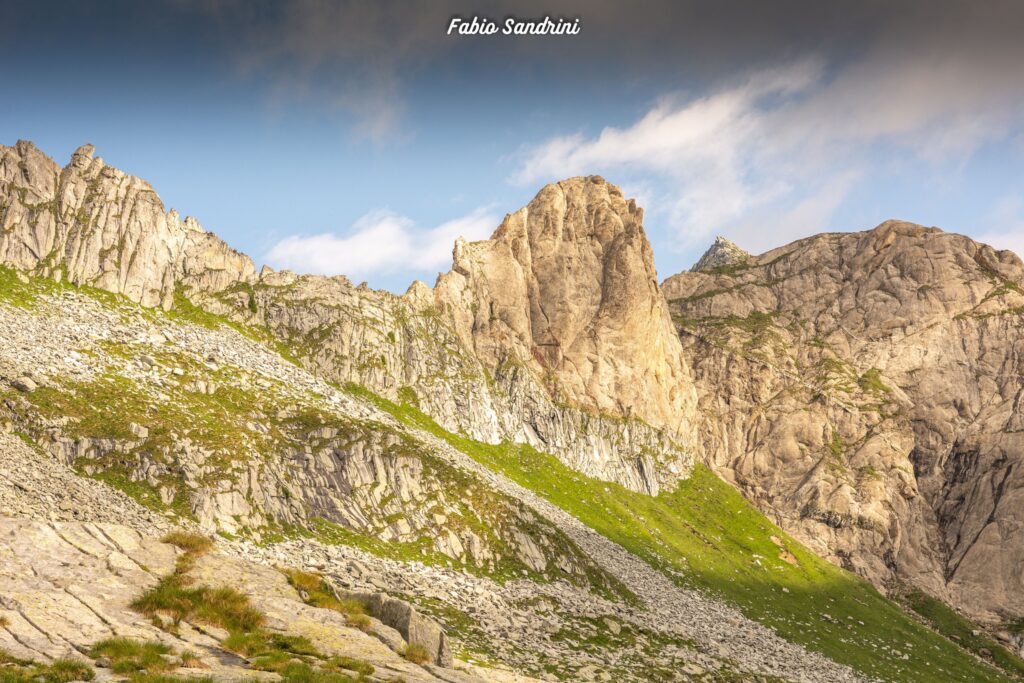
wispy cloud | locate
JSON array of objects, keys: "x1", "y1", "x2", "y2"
[
  {"x1": 264, "y1": 206, "x2": 498, "y2": 280},
  {"x1": 229, "y1": 0, "x2": 461, "y2": 141},
  {"x1": 513, "y1": 4, "x2": 1024, "y2": 255},
  {"x1": 511, "y1": 60, "x2": 827, "y2": 250}
]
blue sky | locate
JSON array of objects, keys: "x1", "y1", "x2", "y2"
[{"x1": 2, "y1": 0, "x2": 1023, "y2": 292}]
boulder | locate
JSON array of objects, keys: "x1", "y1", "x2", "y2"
[{"x1": 336, "y1": 588, "x2": 453, "y2": 667}]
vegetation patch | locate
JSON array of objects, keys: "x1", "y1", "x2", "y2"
[
  {"x1": 130, "y1": 540, "x2": 376, "y2": 682},
  {"x1": 344, "y1": 384, "x2": 638, "y2": 605},
  {"x1": 283, "y1": 568, "x2": 371, "y2": 630},
  {"x1": 896, "y1": 587, "x2": 1024, "y2": 680},
  {"x1": 355, "y1": 384, "x2": 1021, "y2": 683},
  {"x1": 0, "y1": 650, "x2": 94, "y2": 683},
  {"x1": 133, "y1": 575, "x2": 264, "y2": 633},
  {"x1": 858, "y1": 368, "x2": 892, "y2": 395},
  {"x1": 402, "y1": 643, "x2": 431, "y2": 665},
  {"x1": 161, "y1": 530, "x2": 214, "y2": 557},
  {"x1": 88, "y1": 638, "x2": 175, "y2": 675}
]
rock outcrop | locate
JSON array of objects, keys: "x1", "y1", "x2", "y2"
[
  {"x1": 433, "y1": 176, "x2": 697, "y2": 437},
  {"x1": 691, "y1": 235, "x2": 750, "y2": 272},
  {"x1": 0, "y1": 288, "x2": 611, "y2": 588},
  {"x1": 339, "y1": 589, "x2": 453, "y2": 667},
  {"x1": 0, "y1": 140, "x2": 254, "y2": 308},
  {"x1": 0, "y1": 288, "x2": 864, "y2": 682},
  {"x1": 0, "y1": 143, "x2": 694, "y2": 494},
  {"x1": 0, "y1": 518, "x2": 498, "y2": 682},
  {"x1": 6, "y1": 138, "x2": 1024, "y2": 676},
  {"x1": 665, "y1": 220, "x2": 1024, "y2": 623}
]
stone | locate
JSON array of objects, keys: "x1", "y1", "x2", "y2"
[
  {"x1": 338, "y1": 589, "x2": 453, "y2": 668},
  {"x1": 0, "y1": 141, "x2": 256, "y2": 310},
  {"x1": 602, "y1": 617, "x2": 621, "y2": 636},
  {"x1": 12, "y1": 376, "x2": 36, "y2": 392},
  {"x1": 0, "y1": 518, "x2": 481, "y2": 683},
  {"x1": 691, "y1": 236, "x2": 750, "y2": 272}
]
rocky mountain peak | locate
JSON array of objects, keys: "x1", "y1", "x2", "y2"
[
  {"x1": 70, "y1": 143, "x2": 96, "y2": 167},
  {"x1": 665, "y1": 221, "x2": 1024, "y2": 623},
  {"x1": 0, "y1": 141, "x2": 254, "y2": 308},
  {"x1": 1, "y1": 141, "x2": 695, "y2": 494},
  {"x1": 435, "y1": 175, "x2": 699, "y2": 439},
  {"x1": 691, "y1": 235, "x2": 750, "y2": 272}
]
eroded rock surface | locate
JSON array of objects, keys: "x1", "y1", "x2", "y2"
[
  {"x1": 0, "y1": 142, "x2": 693, "y2": 494},
  {"x1": 433, "y1": 176, "x2": 697, "y2": 438},
  {"x1": 0, "y1": 141, "x2": 254, "y2": 309},
  {"x1": 666, "y1": 221, "x2": 1024, "y2": 622},
  {"x1": 0, "y1": 518, "x2": 494, "y2": 682}
]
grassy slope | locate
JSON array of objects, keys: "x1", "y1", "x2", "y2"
[
  {"x1": 0, "y1": 271, "x2": 629, "y2": 602},
  {"x1": 898, "y1": 589, "x2": 1024, "y2": 679},
  {"x1": 4, "y1": 266, "x2": 1020, "y2": 681},
  {"x1": 353, "y1": 387, "x2": 1020, "y2": 683}
]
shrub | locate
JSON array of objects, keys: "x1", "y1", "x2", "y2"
[
  {"x1": 346, "y1": 613, "x2": 372, "y2": 632},
  {"x1": 282, "y1": 569, "x2": 367, "y2": 618},
  {"x1": 127, "y1": 676, "x2": 215, "y2": 683},
  {"x1": 132, "y1": 575, "x2": 263, "y2": 632},
  {"x1": 402, "y1": 643, "x2": 431, "y2": 665},
  {"x1": 222, "y1": 631, "x2": 318, "y2": 660},
  {"x1": 177, "y1": 651, "x2": 207, "y2": 669},
  {"x1": 276, "y1": 662, "x2": 360, "y2": 683},
  {"x1": 322, "y1": 656, "x2": 374, "y2": 676},
  {"x1": 160, "y1": 531, "x2": 214, "y2": 557},
  {"x1": 36, "y1": 658, "x2": 95, "y2": 683}
]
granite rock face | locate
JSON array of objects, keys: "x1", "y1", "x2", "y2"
[
  {"x1": 0, "y1": 140, "x2": 254, "y2": 309},
  {"x1": 0, "y1": 518, "x2": 492, "y2": 683},
  {"x1": 0, "y1": 289, "x2": 862, "y2": 683},
  {"x1": 665, "y1": 221, "x2": 1024, "y2": 622},
  {"x1": 5, "y1": 137, "x2": 1024, "y2": 642},
  {"x1": 434, "y1": 176, "x2": 698, "y2": 437},
  {"x1": 0, "y1": 291, "x2": 609, "y2": 587},
  {"x1": 0, "y1": 142, "x2": 694, "y2": 494},
  {"x1": 691, "y1": 236, "x2": 750, "y2": 272}
]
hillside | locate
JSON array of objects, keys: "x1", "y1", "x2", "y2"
[
  {"x1": 664, "y1": 221, "x2": 1024, "y2": 630},
  {"x1": 1, "y1": 141, "x2": 1023, "y2": 682}
]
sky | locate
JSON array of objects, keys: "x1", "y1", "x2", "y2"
[{"x1": 2, "y1": 0, "x2": 1024, "y2": 292}]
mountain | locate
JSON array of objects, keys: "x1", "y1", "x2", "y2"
[
  {"x1": 2, "y1": 140, "x2": 1023, "y2": 682},
  {"x1": 1, "y1": 140, "x2": 697, "y2": 496},
  {"x1": 664, "y1": 221, "x2": 1024, "y2": 627}
]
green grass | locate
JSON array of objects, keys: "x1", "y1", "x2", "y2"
[
  {"x1": 352, "y1": 384, "x2": 1021, "y2": 683},
  {"x1": 402, "y1": 643, "x2": 431, "y2": 665},
  {"x1": 282, "y1": 568, "x2": 371, "y2": 630},
  {"x1": 283, "y1": 569, "x2": 367, "y2": 616},
  {"x1": 858, "y1": 368, "x2": 892, "y2": 395},
  {"x1": 133, "y1": 574, "x2": 265, "y2": 632},
  {"x1": 274, "y1": 662, "x2": 365, "y2": 683},
  {"x1": 0, "y1": 265, "x2": 39, "y2": 308},
  {"x1": 131, "y1": 545, "x2": 374, "y2": 682},
  {"x1": 0, "y1": 650, "x2": 95, "y2": 683},
  {"x1": 125, "y1": 676, "x2": 214, "y2": 683},
  {"x1": 88, "y1": 638, "x2": 174, "y2": 674},
  {"x1": 899, "y1": 588, "x2": 1024, "y2": 679}
]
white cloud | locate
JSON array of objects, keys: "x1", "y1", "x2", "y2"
[
  {"x1": 264, "y1": 206, "x2": 497, "y2": 280},
  {"x1": 512, "y1": 60, "x2": 826, "y2": 249},
  {"x1": 513, "y1": 13, "x2": 1024, "y2": 256}
]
